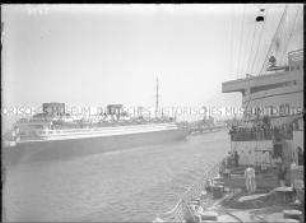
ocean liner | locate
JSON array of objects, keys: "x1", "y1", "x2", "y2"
[{"x1": 3, "y1": 79, "x2": 187, "y2": 164}]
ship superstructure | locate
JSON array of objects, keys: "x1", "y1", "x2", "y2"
[
  {"x1": 152, "y1": 5, "x2": 304, "y2": 223},
  {"x1": 223, "y1": 49, "x2": 303, "y2": 126},
  {"x1": 222, "y1": 5, "x2": 303, "y2": 169}
]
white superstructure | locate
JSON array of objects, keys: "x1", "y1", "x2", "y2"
[{"x1": 14, "y1": 122, "x2": 179, "y2": 143}]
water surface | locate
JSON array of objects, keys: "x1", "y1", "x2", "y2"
[{"x1": 3, "y1": 130, "x2": 230, "y2": 222}]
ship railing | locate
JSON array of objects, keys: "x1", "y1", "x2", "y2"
[
  {"x1": 154, "y1": 158, "x2": 225, "y2": 223},
  {"x1": 155, "y1": 199, "x2": 186, "y2": 223},
  {"x1": 230, "y1": 126, "x2": 293, "y2": 141},
  {"x1": 230, "y1": 129, "x2": 273, "y2": 141},
  {"x1": 288, "y1": 49, "x2": 303, "y2": 72},
  {"x1": 16, "y1": 123, "x2": 179, "y2": 141},
  {"x1": 288, "y1": 49, "x2": 303, "y2": 62},
  {"x1": 46, "y1": 124, "x2": 178, "y2": 135}
]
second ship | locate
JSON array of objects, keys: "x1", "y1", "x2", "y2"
[{"x1": 3, "y1": 79, "x2": 188, "y2": 164}]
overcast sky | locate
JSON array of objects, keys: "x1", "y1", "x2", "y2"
[{"x1": 2, "y1": 4, "x2": 302, "y2": 113}]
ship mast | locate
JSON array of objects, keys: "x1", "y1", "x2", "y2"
[
  {"x1": 155, "y1": 77, "x2": 159, "y2": 118},
  {"x1": 244, "y1": 5, "x2": 288, "y2": 122}
]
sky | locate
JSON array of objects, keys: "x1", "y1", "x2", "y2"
[{"x1": 2, "y1": 4, "x2": 303, "y2": 125}]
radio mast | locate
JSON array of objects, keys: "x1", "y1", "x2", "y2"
[{"x1": 155, "y1": 77, "x2": 159, "y2": 118}]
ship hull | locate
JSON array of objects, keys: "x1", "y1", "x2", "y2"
[{"x1": 3, "y1": 129, "x2": 187, "y2": 166}]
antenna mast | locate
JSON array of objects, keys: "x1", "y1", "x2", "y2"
[{"x1": 155, "y1": 77, "x2": 159, "y2": 118}]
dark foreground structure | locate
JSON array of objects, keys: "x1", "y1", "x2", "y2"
[{"x1": 154, "y1": 155, "x2": 304, "y2": 223}]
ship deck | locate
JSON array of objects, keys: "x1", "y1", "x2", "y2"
[{"x1": 183, "y1": 163, "x2": 304, "y2": 223}]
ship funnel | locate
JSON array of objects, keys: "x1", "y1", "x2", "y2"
[{"x1": 256, "y1": 8, "x2": 265, "y2": 23}]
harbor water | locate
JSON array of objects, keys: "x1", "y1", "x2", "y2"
[{"x1": 3, "y1": 130, "x2": 230, "y2": 222}]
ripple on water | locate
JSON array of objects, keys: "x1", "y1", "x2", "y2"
[{"x1": 4, "y1": 130, "x2": 230, "y2": 222}]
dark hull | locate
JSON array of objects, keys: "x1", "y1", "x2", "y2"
[{"x1": 3, "y1": 129, "x2": 187, "y2": 166}]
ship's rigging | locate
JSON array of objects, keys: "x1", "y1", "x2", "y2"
[
  {"x1": 154, "y1": 5, "x2": 303, "y2": 222},
  {"x1": 230, "y1": 4, "x2": 303, "y2": 81},
  {"x1": 229, "y1": 4, "x2": 303, "y2": 123},
  {"x1": 260, "y1": 5, "x2": 302, "y2": 74}
]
